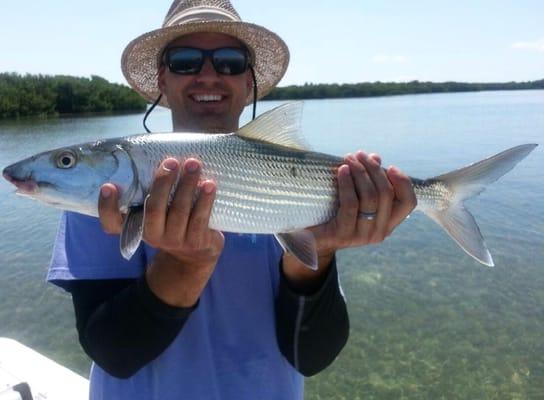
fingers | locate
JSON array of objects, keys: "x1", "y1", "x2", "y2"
[
  {"x1": 355, "y1": 151, "x2": 394, "y2": 242},
  {"x1": 335, "y1": 151, "x2": 392, "y2": 246},
  {"x1": 335, "y1": 164, "x2": 359, "y2": 239},
  {"x1": 312, "y1": 150, "x2": 418, "y2": 255},
  {"x1": 185, "y1": 180, "x2": 218, "y2": 249},
  {"x1": 143, "y1": 158, "x2": 180, "y2": 243},
  {"x1": 144, "y1": 158, "x2": 220, "y2": 255},
  {"x1": 386, "y1": 166, "x2": 417, "y2": 234},
  {"x1": 345, "y1": 155, "x2": 376, "y2": 240},
  {"x1": 346, "y1": 154, "x2": 377, "y2": 213},
  {"x1": 164, "y1": 159, "x2": 201, "y2": 243},
  {"x1": 98, "y1": 183, "x2": 123, "y2": 234}
]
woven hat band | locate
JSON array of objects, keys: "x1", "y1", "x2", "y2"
[{"x1": 164, "y1": 6, "x2": 240, "y2": 27}]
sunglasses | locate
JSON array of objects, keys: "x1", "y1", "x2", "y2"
[{"x1": 164, "y1": 47, "x2": 251, "y2": 76}]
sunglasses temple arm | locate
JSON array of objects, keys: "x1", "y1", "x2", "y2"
[
  {"x1": 143, "y1": 94, "x2": 163, "y2": 133},
  {"x1": 250, "y1": 66, "x2": 257, "y2": 120}
]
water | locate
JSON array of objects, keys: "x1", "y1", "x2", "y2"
[{"x1": 1, "y1": 91, "x2": 543, "y2": 399}]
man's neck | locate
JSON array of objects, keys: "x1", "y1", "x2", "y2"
[{"x1": 172, "y1": 116, "x2": 239, "y2": 133}]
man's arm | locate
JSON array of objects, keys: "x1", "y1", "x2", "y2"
[
  {"x1": 67, "y1": 158, "x2": 223, "y2": 378},
  {"x1": 70, "y1": 277, "x2": 195, "y2": 378},
  {"x1": 276, "y1": 255, "x2": 349, "y2": 377},
  {"x1": 276, "y1": 151, "x2": 416, "y2": 375}
]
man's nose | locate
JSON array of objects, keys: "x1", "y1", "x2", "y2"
[{"x1": 196, "y1": 58, "x2": 220, "y2": 82}]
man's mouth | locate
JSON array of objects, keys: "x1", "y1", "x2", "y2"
[{"x1": 191, "y1": 94, "x2": 225, "y2": 103}]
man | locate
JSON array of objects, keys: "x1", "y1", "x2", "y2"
[{"x1": 47, "y1": 1, "x2": 416, "y2": 399}]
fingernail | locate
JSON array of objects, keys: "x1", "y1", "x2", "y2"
[
  {"x1": 185, "y1": 160, "x2": 199, "y2": 173},
  {"x1": 163, "y1": 159, "x2": 179, "y2": 171},
  {"x1": 355, "y1": 150, "x2": 364, "y2": 161},
  {"x1": 101, "y1": 186, "x2": 111, "y2": 198},
  {"x1": 203, "y1": 181, "x2": 215, "y2": 194},
  {"x1": 388, "y1": 165, "x2": 399, "y2": 173},
  {"x1": 339, "y1": 164, "x2": 351, "y2": 176},
  {"x1": 369, "y1": 154, "x2": 382, "y2": 165}
]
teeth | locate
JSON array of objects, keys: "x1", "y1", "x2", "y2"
[{"x1": 194, "y1": 94, "x2": 223, "y2": 102}]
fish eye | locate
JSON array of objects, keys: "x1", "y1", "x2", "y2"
[{"x1": 56, "y1": 150, "x2": 77, "y2": 169}]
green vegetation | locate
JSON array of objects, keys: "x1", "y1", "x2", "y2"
[
  {"x1": 0, "y1": 73, "x2": 147, "y2": 118},
  {"x1": 2, "y1": 73, "x2": 543, "y2": 119},
  {"x1": 265, "y1": 79, "x2": 544, "y2": 100}
]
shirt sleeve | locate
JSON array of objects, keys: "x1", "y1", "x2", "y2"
[
  {"x1": 47, "y1": 212, "x2": 147, "y2": 291},
  {"x1": 275, "y1": 256, "x2": 350, "y2": 377},
  {"x1": 70, "y1": 276, "x2": 196, "y2": 379},
  {"x1": 48, "y1": 211, "x2": 192, "y2": 378}
]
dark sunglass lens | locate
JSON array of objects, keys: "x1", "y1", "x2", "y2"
[
  {"x1": 168, "y1": 48, "x2": 203, "y2": 74},
  {"x1": 212, "y1": 48, "x2": 248, "y2": 75}
]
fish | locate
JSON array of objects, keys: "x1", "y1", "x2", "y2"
[{"x1": 2, "y1": 102, "x2": 537, "y2": 269}]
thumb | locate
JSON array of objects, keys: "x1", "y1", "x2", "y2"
[{"x1": 98, "y1": 183, "x2": 124, "y2": 234}]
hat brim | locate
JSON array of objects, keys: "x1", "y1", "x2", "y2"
[{"x1": 121, "y1": 21, "x2": 289, "y2": 108}]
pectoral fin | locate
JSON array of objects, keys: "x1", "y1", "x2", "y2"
[
  {"x1": 120, "y1": 205, "x2": 145, "y2": 260},
  {"x1": 275, "y1": 230, "x2": 318, "y2": 270}
]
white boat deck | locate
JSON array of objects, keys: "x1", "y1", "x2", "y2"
[{"x1": 0, "y1": 338, "x2": 88, "y2": 400}]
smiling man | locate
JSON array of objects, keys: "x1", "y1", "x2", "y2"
[
  {"x1": 47, "y1": 1, "x2": 416, "y2": 399},
  {"x1": 159, "y1": 33, "x2": 252, "y2": 132}
]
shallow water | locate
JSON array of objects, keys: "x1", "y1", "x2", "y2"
[{"x1": 0, "y1": 90, "x2": 543, "y2": 399}]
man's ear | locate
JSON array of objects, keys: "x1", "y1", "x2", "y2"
[{"x1": 157, "y1": 65, "x2": 167, "y2": 93}]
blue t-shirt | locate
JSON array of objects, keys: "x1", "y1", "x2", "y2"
[{"x1": 48, "y1": 212, "x2": 304, "y2": 400}]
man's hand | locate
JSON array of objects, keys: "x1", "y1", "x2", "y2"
[
  {"x1": 282, "y1": 150, "x2": 417, "y2": 292},
  {"x1": 311, "y1": 150, "x2": 416, "y2": 257},
  {"x1": 98, "y1": 158, "x2": 224, "y2": 308}
]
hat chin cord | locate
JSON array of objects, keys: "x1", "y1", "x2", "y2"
[
  {"x1": 143, "y1": 68, "x2": 258, "y2": 133},
  {"x1": 143, "y1": 94, "x2": 163, "y2": 133},
  {"x1": 249, "y1": 65, "x2": 257, "y2": 121}
]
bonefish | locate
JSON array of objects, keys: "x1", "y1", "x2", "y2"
[{"x1": 2, "y1": 102, "x2": 537, "y2": 269}]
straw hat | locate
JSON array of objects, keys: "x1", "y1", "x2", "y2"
[{"x1": 121, "y1": 0, "x2": 290, "y2": 107}]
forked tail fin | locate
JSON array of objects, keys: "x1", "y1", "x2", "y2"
[{"x1": 420, "y1": 144, "x2": 538, "y2": 266}]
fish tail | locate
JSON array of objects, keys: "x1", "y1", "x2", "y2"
[{"x1": 420, "y1": 144, "x2": 538, "y2": 266}]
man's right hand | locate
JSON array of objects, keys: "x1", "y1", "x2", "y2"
[{"x1": 98, "y1": 158, "x2": 224, "y2": 308}]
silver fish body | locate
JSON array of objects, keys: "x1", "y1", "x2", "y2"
[
  {"x1": 2, "y1": 102, "x2": 538, "y2": 268},
  {"x1": 122, "y1": 132, "x2": 340, "y2": 233}
]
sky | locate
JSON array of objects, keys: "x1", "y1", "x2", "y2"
[{"x1": 0, "y1": 0, "x2": 542, "y2": 87}]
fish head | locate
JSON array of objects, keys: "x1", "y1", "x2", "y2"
[{"x1": 2, "y1": 140, "x2": 135, "y2": 216}]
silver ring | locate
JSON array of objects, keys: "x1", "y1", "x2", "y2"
[{"x1": 358, "y1": 211, "x2": 377, "y2": 221}]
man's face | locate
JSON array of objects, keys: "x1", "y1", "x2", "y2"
[{"x1": 158, "y1": 32, "x2": 253, "y2": 132}]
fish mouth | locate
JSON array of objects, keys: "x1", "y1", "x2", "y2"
[{"x1": 3, "y1": 169, "x2": 40, "y2": 194}]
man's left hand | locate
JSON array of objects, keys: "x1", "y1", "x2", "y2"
[{"x1": 311, "y1": 150, "x2": 417, "y2": 259}]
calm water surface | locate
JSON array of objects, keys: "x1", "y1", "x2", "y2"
[{"x1": 0, "y1": 91, "x2": 543, "y2": 399}]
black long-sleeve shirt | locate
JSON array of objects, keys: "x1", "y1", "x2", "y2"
[{"x1": 69, "y1": 258, "x2": 349, "y2": 379}]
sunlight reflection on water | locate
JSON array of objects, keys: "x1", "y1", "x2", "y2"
[{"x1": 0, "y1": 90, "x2": 543, "y2": 397}]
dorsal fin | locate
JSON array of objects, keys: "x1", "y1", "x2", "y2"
[{"x1": 236, "y1": 102, "x2": 310, "y2": 150}]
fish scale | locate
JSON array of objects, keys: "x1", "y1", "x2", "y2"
[
  {"x1": 412, "y1": 178, "x2": 454, "y2": 212},
  {"x1": 125, "y1": 133, "x2": 340, "y2": 233}
]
